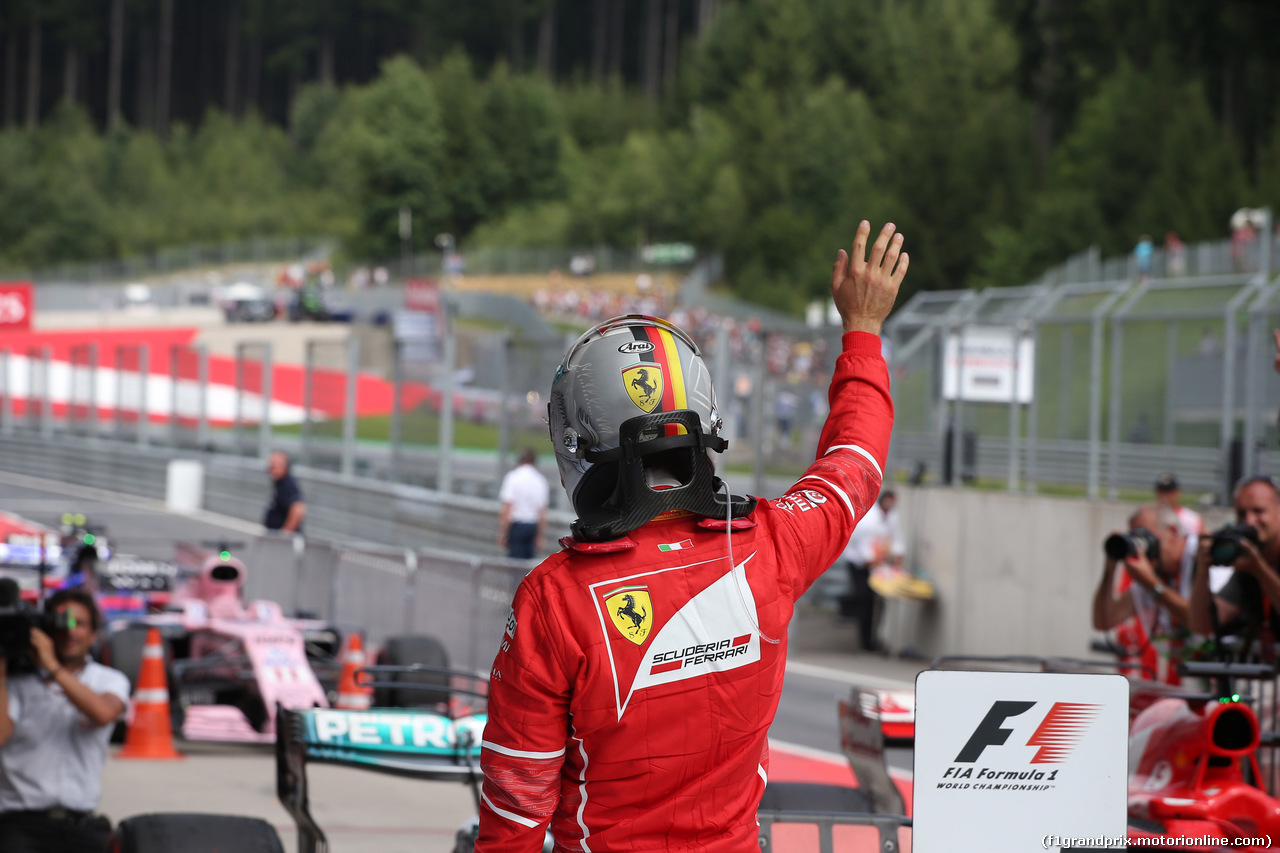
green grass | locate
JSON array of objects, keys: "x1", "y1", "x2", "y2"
[{"x1": 276, "y1": 412, "x2": 553, "y2": 453}]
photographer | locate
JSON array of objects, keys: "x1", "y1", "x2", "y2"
[
  {"x1": 1092, "y1": 504, "x2": 1197, "y2": 683},
  {"x1": 1189, "y1": 476, "x2": 1280, "y2": 654},
  {"x1": 0, "y1": 588, "x2": 130, "y2": 853}
]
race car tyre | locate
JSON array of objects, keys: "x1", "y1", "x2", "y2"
[
  {"x1": 757, "y1": 782, "x2": 873, "y2": 814},
  {"x1": 374, "y1": 634, "x2": 450, "y2": 708},
  {"x1": 111, "y1": 813, "x2": 284, "y2": 853}
]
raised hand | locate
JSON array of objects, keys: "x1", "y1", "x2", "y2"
[{"x1": 830, "y1": 221, "x2": 909, "y2": 336}]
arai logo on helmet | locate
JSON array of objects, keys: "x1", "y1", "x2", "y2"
[{"x1": 618, "y1": 341, "x2": 655, "y2": 355}]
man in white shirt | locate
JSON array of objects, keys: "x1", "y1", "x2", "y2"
[
  {"x1": 1155, "y1": 473, "x2": 1203, "y2": 538},
  {"x1": 0, "y1": 588, "x2": 131, "y2": 853},
  {"x1": 840, "y1": 490, "x2": 904, "y2": 653},
  {"x1": 498, "y1": 448, "x2": 550, "y2": 559}
]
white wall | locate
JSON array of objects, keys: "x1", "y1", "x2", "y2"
[{"x1": 895, "y1": 486, "x2": 1231, "y2": 659}]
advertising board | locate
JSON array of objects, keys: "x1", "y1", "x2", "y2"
[{"x1": 913, "y1": 670, "x2": 1128, "y2": 852}]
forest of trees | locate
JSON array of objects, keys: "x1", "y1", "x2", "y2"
[{"x1": 2, "y1": 0, "x2": 1280, "y2": 311}]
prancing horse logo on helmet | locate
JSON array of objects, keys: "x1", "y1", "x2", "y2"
[
  {"x1": 606, "y1": 587, "x2": 653, "y2": 645},
  {"x1": 622, "y1": 364, "x2": 664, "y2": 414}
]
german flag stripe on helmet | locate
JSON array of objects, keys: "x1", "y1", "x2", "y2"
[
  {"x1": 628, "y1": 326, "x2": 659, "y2": 365},
  {"x1": 643, "y1": 325, "x2": 689, "y2": 436},
  {"x1": 653, "y1": 327, "x2": 687, "y2": 410}
]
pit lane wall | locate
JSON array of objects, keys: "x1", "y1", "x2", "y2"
[
  {"x1": 0, "y1": 430, "x2": 1233, "y2": 661},
  {"x1": 895, "y1": 485, "x2": 1231, "y2": 660},
  {"x1": 0, "y1": 432, "x2": 572, "y2": 556}
]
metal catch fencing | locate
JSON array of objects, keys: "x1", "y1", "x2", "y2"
[
  {"x1": 25, "y1": 347, "x2": 51, "y2": 436},
  {"x1": 0, "y1": 310, "x2": 838, "y2": 504},
  {"x1": 885, "y1": 259, "x2": 1280, "y2": 501},
  {"x1": 240, "y1": 533, "x2": 527, "y2": 673},
  {"x1": 169, "y1": 344, "x2": 208, "y2": 448},
  {"x1": 68, "y1": 344, "x2": 97, "y2": 434},
  {"x1": 14, "y1": 218, "x2": 1279, "y2": 505},
  {"x1": 115, "y1": 345, "x2": 149, "y2": 443},
  {"x1": 234, "y1": 341, "x2": 272, "y2": 458}
]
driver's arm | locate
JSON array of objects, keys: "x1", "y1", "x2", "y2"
[
  {"x1": 1092, "y1": 558, "x2": 1134, "y2": 631},
  {"x1": 479, "y1": 581, "x2": 571, "y2": 850}
]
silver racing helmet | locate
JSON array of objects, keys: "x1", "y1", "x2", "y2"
[{"x1": 547, "y1": 315, "x2": 754, "y2": 542}]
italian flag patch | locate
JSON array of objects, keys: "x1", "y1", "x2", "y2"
[{"x1": 658, "y1": 540, "x2": 692, "y2": 552}]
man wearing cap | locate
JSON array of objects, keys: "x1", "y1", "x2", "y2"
[{"x1": 1154, "y1": 473, "x2": 1202, "y2": 538}]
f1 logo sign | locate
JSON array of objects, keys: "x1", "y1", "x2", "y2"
[
  {"x1": 955, "y1": 701, "x2": 1101, "y2": 764},
  {"x1": 0, "y1": 282, "x2": 32, "y2": 330}
]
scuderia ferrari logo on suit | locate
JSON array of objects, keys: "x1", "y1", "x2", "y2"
[{"x1": 591, "y1": 554, "x2": 763, "y2": 720}]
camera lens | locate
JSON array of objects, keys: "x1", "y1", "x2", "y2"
[
  {"x1": 1210, "y1": 538, "x2": 1241, "y2": 566},
  {"x1": 1104, "y1": 533, "x2": 1132, "y2": 561}
]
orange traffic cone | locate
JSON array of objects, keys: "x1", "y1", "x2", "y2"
[
  {"x1": 117, "y1": 628, "x2": 183, "y2": 760},
  {"x1": 334, "y1": 633, "x2": 373, "y2": 710}
]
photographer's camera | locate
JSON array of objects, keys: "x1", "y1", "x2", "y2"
[
  {"x1": 0, "y1": 577, "x2": 71, "y2": 665},
  {"x1": 1104, "y1": 527, "x2": 1162, "y2": 565},
  {"x1": 1210, "y1": 522, "x2": 1261, "y2": 565}
]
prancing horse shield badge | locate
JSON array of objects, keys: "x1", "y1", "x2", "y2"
[
  {"x1": 606, "y1": 587, "x2": 653, "y2": 645},
  {"x1": 622, "y1": 364, "x2": 664, "y2": 414}
]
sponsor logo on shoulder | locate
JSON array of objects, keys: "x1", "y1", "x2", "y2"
[
  {"x1": 618, "y1": 340, "x2": 655, "y2": 355},
  {"x1": 773, "y1": 489, "x2": 829, "y2": 513}
]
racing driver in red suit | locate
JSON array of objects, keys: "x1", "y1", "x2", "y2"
[{"x1": 478, "y1": 220, "x2": 908, "y2": 852}]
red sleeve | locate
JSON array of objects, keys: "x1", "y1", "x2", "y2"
[
  {"x1": 476, "y1": 576, "x2": 572, "y2": 852},
  {"x1": 765, "y1": 331, "x2": 892, "y2": 592}
]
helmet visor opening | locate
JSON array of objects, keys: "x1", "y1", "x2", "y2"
[{"x1": 641, "y1": 448, "x2": 697, "y2": 489}]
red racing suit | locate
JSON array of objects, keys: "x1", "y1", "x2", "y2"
[{"x1": 477, "y1": 331, "x2": 892, "y2": 852}]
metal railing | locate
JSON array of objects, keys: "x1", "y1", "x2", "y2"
[
  {"x1": 238, "y1": 533, "x2": 529, "y2": 673},
  {"x1": 886, "y1": 259, "x2": 1280, "y2": 501},
  {"x1": 0, "y1": 313, "x2": 837, "y2": 502}
]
